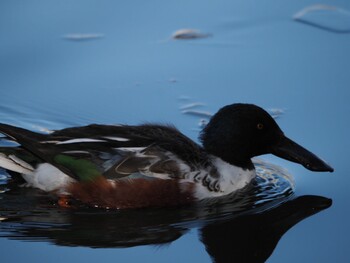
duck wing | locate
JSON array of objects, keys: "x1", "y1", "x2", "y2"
[{"x1": 0, "y1": 123, "x2": 208, "y2": 182}]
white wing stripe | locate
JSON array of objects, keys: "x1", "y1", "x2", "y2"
[
  {"x1": 57, "y1": 138, "x2": 106, "y2": 144},
  {"x1": 104, "y1": 136, "x2": 130, "y2": 142},
  {"x1": 0, "y1": 153, "x2": 33, "y2": 175},
  {"x1": 114, "y1": 147, "x2": 146, "y2": 152},
  {"x1": 9, "y1": 154, "x2": 34, "y2": 170}
]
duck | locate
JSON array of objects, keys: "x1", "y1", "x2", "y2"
[{"x1": 0, "y1": 103, "x2": 333, "y2": 209}]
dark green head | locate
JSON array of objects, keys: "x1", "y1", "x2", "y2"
[{"x1": 201, "y1": 103, "x2": 333, "y2": 172}]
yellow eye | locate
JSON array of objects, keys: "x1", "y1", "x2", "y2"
[{"x1": 257, "y1": 123, "x2": 264, "y2": 130}]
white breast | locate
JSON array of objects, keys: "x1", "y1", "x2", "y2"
[{"x1": 182, "y1": 156, "x2": 256, "y2": 200}]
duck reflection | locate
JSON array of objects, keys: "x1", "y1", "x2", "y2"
[
  {"x1": 200, "y1": 195, "x2": 332, "y2": 263},
  {"x1": 0, "y1": 187, "x2": 331, "y2": 262}
]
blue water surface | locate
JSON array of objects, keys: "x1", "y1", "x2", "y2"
[{"x1": 0, "y1": 1, "x2": 349, "y2": 262}]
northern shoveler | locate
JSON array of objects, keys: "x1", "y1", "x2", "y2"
[{"x1": 0, "y1": 103, "x2": 333, "y2": 209}]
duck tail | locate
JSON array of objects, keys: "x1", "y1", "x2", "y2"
[
  {"x1": 0, "y1": 124, "x2": 46, "y2": 176},
  {"x1": 0, "y1": 149, "x2": 34, "y2": 175}
]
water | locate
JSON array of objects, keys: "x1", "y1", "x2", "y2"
[{"x1": 0, "y1": 1, "x2": 349, "y2": 262}]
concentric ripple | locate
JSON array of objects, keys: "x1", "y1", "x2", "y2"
[
  {"x1": 189, "y1": 158, "x2": 295, "y2": 224},
  {"x1": 253, "y1": 158, "x2": 295, "y2": 205}
]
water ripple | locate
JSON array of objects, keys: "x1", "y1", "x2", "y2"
[
  {"x1": 294, "y1": 5, "x2": 350, "y2": 33},
  {"x1": 0, "y1": 159, "x2": 295, "y2": 247}
]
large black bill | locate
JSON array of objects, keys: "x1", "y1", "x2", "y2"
[{"x1": 272, "y1": 136, "x2": 334, "y2": 172}]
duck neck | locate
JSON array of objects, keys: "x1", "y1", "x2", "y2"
[
  {"x1": 201, "y1": 136, "x2": 254, "y2": 170},
  {"x1": 208, "y1": 148, "x2": 255, "y2": 171},
  {"x1": 201, "y1": 131, "x2": 255, "y2": 171}
]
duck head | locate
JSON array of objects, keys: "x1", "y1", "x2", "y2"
[{"x1": 200, "y1": 103, "x2": 333, "y2": 172}]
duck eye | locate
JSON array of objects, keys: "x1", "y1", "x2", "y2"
[{"x1": 257, "y1": 123, "x2": 264, "y2": 130}]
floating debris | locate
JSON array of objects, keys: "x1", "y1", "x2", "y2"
[
  {"x1": 182, "y1": 110, "x2": 213, "y2": 118},
  {"x1": 293, "y1": 5, "x2": 350, "y2": 33},
  {"x1": 169, "y1": 78, "x2": 178, "y2": 83},
  {"x1": 294, "y1": 5, "x2": 337, "y2": 19},
  {"x1": 31, "y1": 125, "x2": 53, "y2": 134},
  {"x1": 63, "y1": 33, "x2": 105, "y2": 41},
  {"x1": 180, "y1": 102, "x2": 206, "y2": 110},
  {"x1": 198, "y1": 119, "x2": 209, "y2": 128},
  {"x1": 172, "y1": 29, "x2": 211, "y2": 40},
  {"x1": 268, "y1": 108, "x2": 285, "y2": 119}
]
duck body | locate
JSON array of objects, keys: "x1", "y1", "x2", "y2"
[{"x1": 0, "y1": 104, "x2": 333, "y2": 209}]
